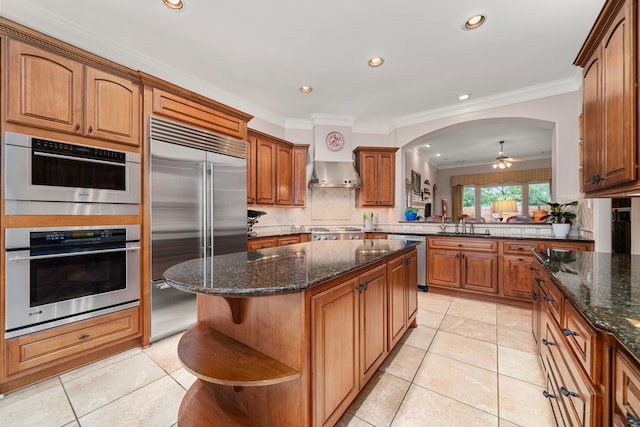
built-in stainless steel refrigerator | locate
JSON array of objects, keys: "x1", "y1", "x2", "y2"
[{"x1": 149, "y1": 117, "x2": 247, "y2": 341}]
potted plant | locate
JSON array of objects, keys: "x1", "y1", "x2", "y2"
[
  {"x1": 540, "y1": 200, "x2": 578, "y2": 238},
  {"x1": 405, "y1": 207, "x2": 419, "y2": 221}
]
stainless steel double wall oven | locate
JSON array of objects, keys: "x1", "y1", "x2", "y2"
[{"x1": 3, "y1": 132, "x2": 142, "y2": 338}]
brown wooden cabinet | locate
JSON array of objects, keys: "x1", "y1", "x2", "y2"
[
  {"x1": 353, "y1": 147, "x2": 398, "y2": 207},
  {"x1": 8, "y1": 38, "x2": 141, "y2": 146},
  {"x1": 387, "y1": 250, "x2": 418, "y2": 350},
  {"x1": 427, "y1": 236, "x2": 498, "y2": 295},
  {"x1": 500, "y1": 240, "x2": 539, "y2": 302},
  {"x1": 292, "y1": 146, "x2": 308, "y2": 206},
  {"x1": 247, "y1": 234, "x2": 309, "y2": 250},
  {"x1": 576, "y1": 0, "x2": 637, "y2": 195},
  {"x1": 248, "y1": 129, "x2": 308, "y2": 207},
  {"x1": 614, "y1": 348, "x2": 640, "y2": 426},
  {"x1": 358, "y1": 264, "x2": 388, "y2": 386},
  {"x1": 5, "y1": 308, "x2": 139, "y2": 378}
]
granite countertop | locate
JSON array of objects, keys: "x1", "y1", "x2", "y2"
[
  {"x1": 163, "y1": 239, "x2": 418, "y2": 296},
  {"x1": 535, "y1": 250, "x2": 640, "y2": 364}
]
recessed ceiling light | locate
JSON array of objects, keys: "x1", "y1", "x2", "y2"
[
  {"x1": 458, "y1": 93, "x2": 470, "y2": 101},
  {"x1": 425, "y1": 144, "x2": 431, "y2": 148},
  {"x1": 163, "y1": 0, "x2": 184, "y2": 10},
  {"x1": 436, "y1": 153, "x2": 441, "y2": 157},
  {"x1": 464, "y1": 14, "x2": 485, "y2": 30},
  {"x1": 368, "y1": 57, "x2": 384, "y2": 67},
  {"x1": 299, "y1": 86, "x2": 312, "y2": 93}
]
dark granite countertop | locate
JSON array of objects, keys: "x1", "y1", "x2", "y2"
[
  {"x1": 535, "y1": 250, "x2": 640, "y2": 364},
  {"x1": 163, "y1": 239, "x2": 418, "y2": 296}
]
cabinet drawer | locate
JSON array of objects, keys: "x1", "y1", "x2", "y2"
[
  {"x1": 152, "y1": 88, "x2": 247, "y2": 139},
  {"x1": 6, "y1": 308, "x2": 139, "y2": 376},
  {"x1": 539, "y1": 277, "x2": 563, "y2": 326},
  {"x1": 544, "y1": 241, "x2": 594, "y2": 252},
  {"x1": 277, "y1": 236, "x2": 301, "y2": 246},
  {"x1": 428, "y1": 237, "x2": 497, "y2": 252},
  {"x1": 615, "y1": 349, "x2": 640, "y2": 424},
  {"x1": 501, "y1": 240, "x2": 539, "y2": 255},
  {"x1": 563, "y1": 302, "x2": 601, "y2": 383},
  {"x1": 541, "y1": 316, "x2": 598, "y2": 427},
  {"x1": 247, "y1": 238, "x2": 276, "y2": 250}
]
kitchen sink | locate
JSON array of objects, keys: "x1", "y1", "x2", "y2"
[{"x1": 436, "y1": 231, "x2": 492, "y2": 237}]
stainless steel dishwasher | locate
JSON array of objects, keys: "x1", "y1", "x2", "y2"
[{"x1": 387, "y1": 234, "x2": 427, "y2": 292}]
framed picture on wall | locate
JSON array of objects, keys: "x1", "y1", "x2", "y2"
[{"x1": 411, "y1": 170, "x2": 421, "y2": 194}]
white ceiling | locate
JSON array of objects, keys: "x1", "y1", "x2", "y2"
[{"x1": 0, "y1": 0, "x2": 605, "y2": 167}]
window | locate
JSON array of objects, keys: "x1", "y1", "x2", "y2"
[{"x1": 463, "y1": 182, "x2": 550, "y2": 221}]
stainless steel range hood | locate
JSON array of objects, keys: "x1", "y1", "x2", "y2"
[{"x1": 308, "y1": 161, "x2": 361, "y2": 188}]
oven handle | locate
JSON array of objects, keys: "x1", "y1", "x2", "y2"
[
  {"x1": 33, "y1": 150, "x2": 126, "y2": 167},
  {"x1": 7, "y1": 246, "x2": 140, "y2": 261}
]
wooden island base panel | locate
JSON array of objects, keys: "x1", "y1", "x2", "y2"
[{"x1": 163, "y1": 239, "x2": 419, "y2": 427}]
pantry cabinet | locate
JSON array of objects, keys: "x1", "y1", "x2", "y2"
[
  {"x1": 575, "y1": 0, "x2": 637, "y2": 195},
  {"x1": 8, "y1": 38, "x2": 141, "y2": 146},
  {"x1": 353, "y1": 146, "x2": 398, "y2": 207}
]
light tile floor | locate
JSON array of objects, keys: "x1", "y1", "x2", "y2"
[{"x1": 0, "y1": 292, "x2": 555, "y2": 426}]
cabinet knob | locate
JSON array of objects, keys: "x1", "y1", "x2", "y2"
[
  {"x1": 78, "y1": 334, "x2": 90, "y2": 340},
  {"x1": 560, "y1": 386, "x2": 578, "y2": 397},
  {"x1": 531, "y1": 290, "x2": 539, "y2": 301},
  {"x1": 75, "y1": 123, "x2": 81, "y2": 131},
  {"x1": 88, "y1": 126, "x2": 93, "y2": 133},
  {"x1": 542, "y1": 390, "x2": 555, "y2": 399}
]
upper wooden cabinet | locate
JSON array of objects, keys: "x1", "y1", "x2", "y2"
[
  {"x1": 7, "y1": 39, "x2": 141, "y2": 146},
  {"x1": 247, "y1": 129, "x2": 308, "y2": 207},
  {"x1": 575, "y1": 0, "x2": 637, "y2": 195},
  {"x1": 353, "y1": 146, "x2": 398, "y2": 207}
]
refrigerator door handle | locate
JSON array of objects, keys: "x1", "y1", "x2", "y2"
[
  {"x1": 201, "y1": 162, "x2": 208, "y2": 258},
  {"x1": 208, "y1": 162, "x2": 214, "y2": 257}
]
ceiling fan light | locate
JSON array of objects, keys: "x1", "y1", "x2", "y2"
[
  {"x1": 163, "y1": 0, "x2": 184, "y2": 10},
  {"x1": 492, "y1": 163, "x2": 498, "y2": 169}
]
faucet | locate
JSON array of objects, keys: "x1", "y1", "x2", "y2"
[{"x1": 459, "y1": 219, "x2": 467, "y2": 235}]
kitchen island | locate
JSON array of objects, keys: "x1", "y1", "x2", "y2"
[{"x1": 163, "y1": 239, "x2": 419, "y2": 427}]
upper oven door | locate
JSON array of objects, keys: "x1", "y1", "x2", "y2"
[{"x1": 4, "y1": 132, "x2": 141, "y2": 212}]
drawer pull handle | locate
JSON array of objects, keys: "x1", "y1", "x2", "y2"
[
  {"x1": 543, "y1": 296, "x2": 555, "y2": 302},
  {"x1": 542, "y1": 338, "x2": 554, "y2": 346},
  {"x1": 542, "y1": 390, "x2": 555, "y2": 399},
  {"x1": 78, "y1": 334, "x2": 90, "y2": 340},
  {"x1": 626, "y1": 412, "x2": 640, "y2": 426},
  {"x1": 532, "y1": 290, "x2": 539, "y2": 301},
  {"x1": 562, "y1": 328, "x2": 577, "y2": 337},
  {"x1": 530, "y1": 266, "x2": 538, "y2": 271},
  {"x1": 560, "y1": 387, "x2": 578, "y2": 397}
]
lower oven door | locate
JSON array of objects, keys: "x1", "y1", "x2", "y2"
[{"x1": 5, "y1": 227, "x2": 141, "y2": 338}]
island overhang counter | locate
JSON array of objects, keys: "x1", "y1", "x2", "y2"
[{"x1": 163, "y1": 239, "x2": 420, "y2": 427}]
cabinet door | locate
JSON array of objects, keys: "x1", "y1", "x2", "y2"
[
  {"x1": 247, "y1": 136, "x2": 257, "y2": 204},
  {"x1": 531, "y1": 267, "x2": 542, "y2": 346},
  {"x1": 427, "y1": 249, "x2": 460, "y2": 288},
  {"x1": 8, "y1": 39, "x2": 83, "y2": 134},
  {"x1": 387, "y1": 256, "x2": 406, "y2": 350},
  {"x1": 358, "y1": 152, "x2": 379, "y2": 206},
  {"x1": 377, "y1": 152, "x2": 395, "y2": 206},
  {"x1": 256, "y1": 138, "x2": 276, "y2": 204},
  {"x1": 275, "y1": 143, "x2": 292, "y2": 205},
  {"x1": 615, "y1": 349, "x2": 640, "y2": 425},
  {"x1": 292, "y1": 146, "x2": 307, "y2": 206},
  {"x1": 501, "y1": 254, "x2": 534, "y2": 300},
  {"x1": 601, "y1": 0, "x2": 635, "y2": 188},
  {"x1": 247, "y1": 237, "x2": 276, "y2": 250},
  {"x1": 405, "y1": 250, "x2": 418, "y2": 323},
  {"x1": 276, "y1": 236, "x2": 300, "y2": 246},
  {"x1": 358, "y1": 264, "x2": 388, "y2": 385},
  {"x1": 312, "y1": 278, "x2": 359, "y2": 427},
  {"x1": 84, "y1": 66, "x2": 140, "y2": 146},
  {"x1": 461, "y1": 252, "x2": 498, "y2": 294},
  {"x1": 582, "y1": 52, "x2": 602, "y2": 193}
]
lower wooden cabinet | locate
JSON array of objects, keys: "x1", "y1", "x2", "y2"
[
  {"x1": 5, "y1": 308, "x2": 140, "y2": 377},
  {"x1": 311, "y1": 249, "x2": 416, "y2": 427},
  {"x1": 614, "y1": 348, "x2": 640, "y2": 426},
  {"x1": 427, "y1": 236, "x2": 498, "y2": 294}
]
